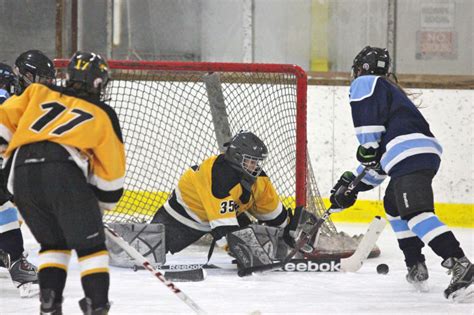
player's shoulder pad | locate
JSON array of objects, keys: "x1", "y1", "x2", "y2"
[{"x1": 349, "y1": 75, "x2": 380, "y2": 103}]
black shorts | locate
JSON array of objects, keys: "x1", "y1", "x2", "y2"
[
  {"x1": 383, "y1": 170, "x2": 435, "y2": 218},
  {"x1": 151, "y1": 207, "x2": 207, "y2": 254},
  {"x1": 13, "y1": 142, "x2": 105, "y2": 250}
]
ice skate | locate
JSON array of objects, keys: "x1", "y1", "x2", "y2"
[
  {"x1": 442, "y1": 256, "x2": 473, "y2": 303},
  {"x1": 406, "y1": 261, "x2": 429, "y2": 292},
  {"x1": 0, "y1": 249, "x2": 39, "y2": 298},
  {"x1": 79, "y1": 297, "x2": 111, "y2": 315},
  {"x1": 40, "y1": 289, "x2": 63, "y2": 315}
]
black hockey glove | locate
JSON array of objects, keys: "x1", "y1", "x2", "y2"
[
  {"x1": 330, "y1": 171, "x2": 359, "y2": 210},
  {"x1": 356, "y1": 145, "x2": 380, "y2": 168},
  {"x1": 283, "y1": 206, "x2": 304, "y2": 247}
]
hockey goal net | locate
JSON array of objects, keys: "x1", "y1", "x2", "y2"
[{"x1": 54, "y1": 60, "x2": 373, "y2": 258}]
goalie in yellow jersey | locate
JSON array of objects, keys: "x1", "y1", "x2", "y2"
[
  {"x1": 0, "y1": 51, "x2": 125, "y2": 315},
  {"x1": 108, "y1": 131, "x2": 306, "y2": 271}
]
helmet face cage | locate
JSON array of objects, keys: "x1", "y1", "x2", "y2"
[
  {"x1": 241, "y1": 153, "x2": 267, "y2": 177},
  {"x1": 14, "y1": 50, "x2": 55, "y2": 95},
  {"x1": 224, "y1": 131, "x2": 268, "y2": 178},
  {"x1": 66, "y1": 51, "x2": 109, "y2": 100},
  {"x1": 351, "y1": 46, "x2": 391, "y2": 80}
]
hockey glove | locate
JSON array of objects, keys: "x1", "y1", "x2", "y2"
[
  {"x1": 330, "y1": 171, "x2": 359, "y2": 210},
  {"x1": 356, "y1": 145, "x2": 380, "y2": 168}
]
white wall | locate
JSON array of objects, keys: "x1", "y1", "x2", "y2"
[{"x1": 307, "y1": 85, "x2": 474, "y2": 204}]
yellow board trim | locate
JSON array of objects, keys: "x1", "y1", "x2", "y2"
[
  {"x1": 109, "y1": 190, "x2": 473, "y2": 228},
  {"x1": 323, "y1": 199, "x2": 474, "y2": 228},
  {"x1": 114, "y1": 191, "x2": 170, "y2": 215}
]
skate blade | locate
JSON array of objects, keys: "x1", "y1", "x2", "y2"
[
  {"x1": 18, "y1": 282, "x2": 40, "y2": 298},
  {"x1": 412, "y1": 280, "x2": 430, "y2": 293},
  {"x1": 449, "y1": 285, "x2": 474, "y2": 303}
]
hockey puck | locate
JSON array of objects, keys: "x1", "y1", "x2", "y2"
[{"x1": 376, "y1": 263, "x2": 389, "y2": 274}]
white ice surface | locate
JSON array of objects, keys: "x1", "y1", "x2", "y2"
[{"x1": 1, "y1": 223, "x2": 473, "y2": 315}]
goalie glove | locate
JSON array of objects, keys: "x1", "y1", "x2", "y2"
[
  {"x1": 283, "y1": 206, "x2": 303, "y2": 247},
  {"x1": 282, "y1": 206, "x2": 317, "y2": 248}
]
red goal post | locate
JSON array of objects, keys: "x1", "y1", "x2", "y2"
[{"x1": 54, "y1": 59, "x2": 308, "y2": 223}]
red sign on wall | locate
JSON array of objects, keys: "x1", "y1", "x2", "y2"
[{"x1": 416, "y1": 31, "x2": 457, "y2": 60}]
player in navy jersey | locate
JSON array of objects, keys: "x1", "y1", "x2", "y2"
[
  {"x1": 0, "y1": 61, "x2": 40, "y2": 298},
  {"x1": 0, "y1": 63, "x2": 16, "y2": 103},
  {"x1": 329, "y1": 46, "x2": 472, "y2": 302}
]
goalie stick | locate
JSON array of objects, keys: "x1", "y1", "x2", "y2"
[
  {"x1": 104, "y1": 225, "x2": 207, "y2": 315},
  {"x1": 136, "y1": 214, "x2": 385, "y2": 278},
  {"x1": 133, "y1": 257, "x2": 343, "y2": 272},
  {"x1": 238, "y1": 167, "x2": 370, "y2": 277}
]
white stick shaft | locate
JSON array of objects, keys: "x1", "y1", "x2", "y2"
[
  {"x1": 104, "y1": 226, "x2": 207, "y2": 315},
  {"x1": 340, "y1": 216, "x2": 386, "y2": 272}
]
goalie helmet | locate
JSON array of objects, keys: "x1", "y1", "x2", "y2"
[
  {"x1": 66, "y1": 51, "x2": 109, "y2": 100},
  {"x1": 0, "y1": 63, "x2": 16, "y2": 95},
  {"x1": 351, "y1": 46, "x2": 390, "y2": 80},
  {"x1": 14, "y1": 50, "x2": 55, "y2": 95},
  {"x1": 224, "y1": 131, "x2": 268, "y2": 178}
]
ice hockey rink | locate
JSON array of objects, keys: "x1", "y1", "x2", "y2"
[{"x1": 1, "y1": 222, "x2": 472, "y2": 315}]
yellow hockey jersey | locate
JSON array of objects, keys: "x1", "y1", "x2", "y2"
[
  {"x1": 0, "y1": 83, "x2": 125, "y2": 210},
  {"x1": 163, "y1": 154, "x2": 288, "y2": 232}
]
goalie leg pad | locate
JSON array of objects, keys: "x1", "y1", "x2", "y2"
[
  {"x1": 247, "y1": 224, "x2": 287, "y2": 260},
  {"x1": 227, "y1": 226, "x2": 273, "y2": 269},
  {"x1": 105, "y1": 223, "x2": 166, "y2": 268}
]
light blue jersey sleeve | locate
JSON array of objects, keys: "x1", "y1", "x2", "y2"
[{"x1": 0, "y1": 89, "x2": 10, "y2": 105}]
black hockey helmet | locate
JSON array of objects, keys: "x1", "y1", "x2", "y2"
[
  {"x1": 66, "y1": 51, "x2": 109, "y2": 100},
  {"x1": 14, "y1": 50, "x2": 55, "y2": 94},
  {"x1": 0, "y1": 63, "x2": 17, "y2": 95},
  {"x1": 351, "y1": 46, "x2": 390, "y2": 80},
  {"x1": 224, "y1": 130, "x2": 268, "y2": 178}
]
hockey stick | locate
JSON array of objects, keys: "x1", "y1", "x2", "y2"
[
  {"x1": 237, "y1": 167, "x2": 369, "y2": 277},
  {"x1": 340, "y1": 215, "x2": 386, "y2": 272},
  {"x1": 104, "y1": 225, "x2": 207, "y2": 315},
  {"x1": 133, "y1": 258, "x2": 342, "y2": 272}
]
